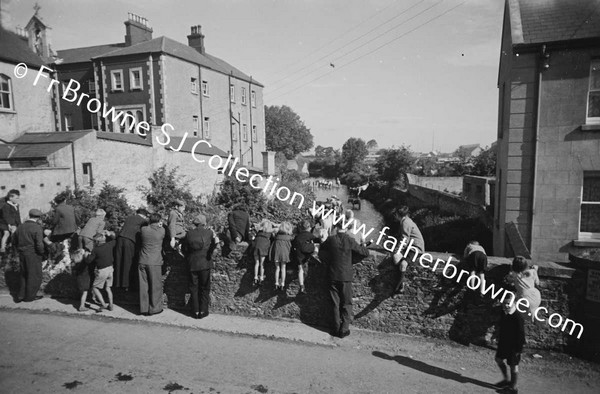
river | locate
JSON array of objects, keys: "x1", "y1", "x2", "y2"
[{"x1": 308, "y1": 178, "x2": 384, "y2": 235}]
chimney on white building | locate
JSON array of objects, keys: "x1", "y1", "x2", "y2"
[{"x1": 187, "y1": 25, "x2": 205, "y2": 54}]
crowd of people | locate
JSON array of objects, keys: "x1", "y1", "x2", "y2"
[{"x1": 1, "y1": 188, "x2": 542, "y2": 393}]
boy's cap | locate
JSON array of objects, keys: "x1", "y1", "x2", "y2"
[
  {"x1": 29, "y1": 209, "x2": 43, "y2": 218},
  {"x1": 175, "y1": 199, "x2": 185, "y2": 206},
  {"x1": 193, "y1": 214, "x2": 207, "y2": 225},
  {"x1": 96, "y1": 208, "x2": 106, "y2": 216}
]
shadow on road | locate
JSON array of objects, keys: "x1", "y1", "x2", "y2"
[{"x1": 372, "y1": 351, "x2": 495, "y2": 390}]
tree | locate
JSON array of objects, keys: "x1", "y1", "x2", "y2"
[
  {"x1": 366, "y1": 139, "x2": 378, "y2": 150},
  {"x1": 265, "y1": 105, "x2": 314, "y2": 159},
  {"x1": 340, "y1": 138, "x2": 368, "y2": 174},
  {"x1": 375, "y1": 146, "x2": 414, "y2": 188},
  {"x1": 471, "y1": 145, "x2": 497, "y2": 176}
]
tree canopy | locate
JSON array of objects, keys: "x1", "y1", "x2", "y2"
[
  {"x1": 265, "y1": 105, "x2": 314, "y2": 159},
  {"x1": 375, "y1": 147, "x2": 414, "y2": 188},
  {"x1": 366, "y1": 139, "x2": 378, "y2": 149},
  {"x1": 341, "y1": 138, "x2": 368, "y2": 173}
]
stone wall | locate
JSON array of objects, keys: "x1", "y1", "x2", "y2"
[
  {"x1": 405, "y1": 185, "x2": 487, "y2": 219},
  {"x1": 406, "y1": 174, "x2": 463, "y2": 194}
]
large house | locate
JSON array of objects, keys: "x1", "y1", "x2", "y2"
[
  {"x1": 494, "y1": 0, "x2": 600, "y2": 262},
  {"x1": 0, "y1": 10, "x2": 271, "y2": 214}
]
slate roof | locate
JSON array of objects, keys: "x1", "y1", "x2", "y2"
[
  {"x1": 0, "y1": 142, "x2": 69, "y2": 160},
  {"x1": 93, "y1": 36, "x2": 262, "y2": 86},
  {"x1": 56, "y1": 43, "x2": 126, "y2": 64},
  {"x1": 12, "y1": 131, "x2": 93, "y2": 144},
  {"x1": 96, "y1": 131, "x2": 153, "y2": 146},
  {"x1": 509, "y1": 0, "x2": 600, "y2": 45},
  {"x1": 0, "y1": 27, "x2": 45, "y2": 67}
]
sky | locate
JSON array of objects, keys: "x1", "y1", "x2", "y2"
[{"x1": 2, "y1": 0, "x2": 504, "y2": 153}]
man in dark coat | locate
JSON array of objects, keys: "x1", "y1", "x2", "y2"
[
  {"x1": 13, "y1": 209, "x2": 45, "y2": 302},
  {"x1": 320, "y1": 222, "x2": 370, "y2": 338},
  {"x1": 138, "y1": 213, "x2": 166, "y2": 316},
  {"x1": 227, "y1": 205, "x2": 250, "y2": 244},
  {"x1": 114, "y1": 208, "x2": 148, "y2": 290},
  {"x1": 183, "y1": 214, "x2": 217, "y2": 319},
  {"x1": 50, "y1": 194, "x2": 78, "y2": 243},
  {"x1": 0, "y1": 189, "x2": 21, "y2": 253}
]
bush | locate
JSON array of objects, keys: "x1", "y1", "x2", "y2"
[{"x1": 96, "y1": 183, "x2": 134, "y2": 231}]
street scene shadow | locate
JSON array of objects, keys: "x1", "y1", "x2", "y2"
[
  {"x1": 372, "y1": 351, "x2": 495, "y2": 390},
  {"x1": 355, "y1": 255, "x2": 396, "y2": 320}
]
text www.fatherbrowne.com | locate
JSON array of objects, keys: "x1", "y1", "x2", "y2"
[{"x1": 18, "y1": 63, "x2": 584, "y2": 340}]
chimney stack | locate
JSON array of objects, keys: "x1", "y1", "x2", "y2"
[
  {"x1": 124, "y1": 12, "x2": 153, "y2": 46},
  {"x1": 187, "y1": 25, "x2": 205, "y2": 54}
]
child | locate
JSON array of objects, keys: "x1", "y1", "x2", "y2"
[
  {"x1": 79, "y1": 209, "x2": 106, "y2": 252},
  {"x1": 495, "y1": 298, "x2": 525, "y2": 393},
  {"x1": 168, "y1": 200, "x2": 187, "y2": 256},
  {"x1": 291, "y1": 220, "x2": 317, "y2": 294},
  {"x1": 252, "y1": 219, "x2": 273, "y2": 286},
  {"x1": 464, "y1": 240, "x2": 488, "y2": 296},
  {"x1": 507, "y1": 256, "x2": 541, "y2": 319},
  {"x1": 0, "y1": 189, "x2": 21, "y2": 254},
  {"x1": 86, "y1": 233, "x2": 116, "y2": 311},
  {"x1": 270, "y1": 221, "x2": 293, "y2": 291},
  {"x1": 75, "y1": 244, "x2": 93, "y2": 312}
]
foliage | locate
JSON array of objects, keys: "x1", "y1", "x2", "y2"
[
  {"x1": 314, "y1": 145, "x2": 337, "y2": 158},
  {"x1": 309, "y1": 145, "x2": 341, "y2": 178},
  {"x1": 275, "y1": 151, "x2": 288, "y2": 175},
  {"x1": 265, "y1": 105, "x2": 314, "y2": 159},
  {"x1": 216, "y1": 175, "x2": 268, "y2": 216},
  {"x1": 340, "y1": 137, "x2": 368, "y2": 174},
  {"x1": 138, "y1": 166, "x2": 207, "y2": 226},
  {"x1": 366, "y1": 139, "x2": 378, "y2": 150},
  {"x1": 339, "y1": 172, "x2": 368, "y2": 187},
  {"x1": 96, "y1": 183, "x2": 134, "y2": 231},
  {"x1": 374, "y1": 146, "x2": 414, "y2": 188},
  {"x1": 471, "y1": 145, "x2": 497, "y2": 176},
  {"x1": 43, "y1": 184, "x2": 133, "y2": 232}
]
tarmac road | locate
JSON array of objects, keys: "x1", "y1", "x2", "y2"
[{"x1": 0, "y1": 310, "x2": 599, "y2": 394}]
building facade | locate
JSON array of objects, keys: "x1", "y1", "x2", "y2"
[{"x1": 494, "y1": 0, "x2": 600, "y2": 262}]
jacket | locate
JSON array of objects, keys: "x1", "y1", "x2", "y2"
[
  {"x1": 138, "y1": 223, "x2": 166, "y2": 266},
  {"x1": 167, "y1": 209, "x2": 186, "y2": 238},
  {"x1": 79, "y1": 216, "x2": 105, "y2": 239},
  {"x1": 228, "y1": 210, "x2": 250, "y2": 241},
  {"x1": 291, "y1": 230, "x2": 316, "y2": 262},
  {"x1": 184, "y1": 225, "x2": 217, "y2": 271},
  {"x1": 400, "y1": 217, "x2": 424, "y2": 252},
  {"x1": 0, "y1": 201, "x2": 21, "y2": 227},
  {"x1": 53, "y1": 203, "x2": 78, "y2": 235},
  {"x1": 13, "y1": 219, "x2": 45, "y2": 256},
  {"x1": 119, "y1": 214, "x2": 147, "y2": 242},
  {"x1": 86, "y1": 240, "x2": 116, "y2": 269},
  {"x1": 320, "y1": 231, "x2": 369, "y2": 282}
]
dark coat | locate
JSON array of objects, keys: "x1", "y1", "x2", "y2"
[
  {"x1": 53, "y1": 203, "x2": 78, "y2": 235},
  {"x1": 85, "y1": 240, "x2": 116, "y2": 269},
  {"x1": 0, "y1": 202, "x2": 21, "y2": 227},
  {"x1": 228, "y1": 210, "x2": 250, "y2": 241},
  {"x1": 139, "y1": 224, "x2": 165, "y2": 266},
  {"x1": 320, "y1": 232, "x2": 369, "y2": 282},
  {"x1": 184, "y1": 225, "x2": 217, "y2": 271},
  {"x1": 497, "y1": 311, "x2": 526, "y2": 354},
  {"x1": 119, "y1": 214, "x2": 147, "y2": 242},
  {"x1": 13, "y1": 220, "x2": 45, "y2": 256},
  {"x1": 291, "y1": 230, "x2": 316, "y2": 263}
]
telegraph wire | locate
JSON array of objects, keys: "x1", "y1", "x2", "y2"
[
  {"x1": 265, "y1": 0, "x2": 444, "y2": 97},
  {"x1": 268, "y1": 0, "x2": 425, "y2": 88},
  {"x1": 266, "y1": 1, "x2": 466, "y2": 103}
]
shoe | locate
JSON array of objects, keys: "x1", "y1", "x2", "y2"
[
  {"x1": 258, "y1": 278, "x2": 264, "y2": 287},
  {"x1": 149, "y1": 310, "x2": 164, "y2": 316},
  {"x1": 78, "y1": 307, "x2": 90, "y2": 312},
  {"x1": 193, "y1": 312, "x2": 200, "y2": 319},
  {"x1": 253, "y1": 278, "x2": 259, "y2": 286},
  {"x1": 15, "y1": 298, "x2": 23, "y2": 304},
  {"x1": 107, "y1": 304, "x2": 114, "y2": 311},
  {"x1": 298, "y1": 286, "x2": 305, "y2": 294},
  {"x1": 393, "y1": 283, "x2": 405, "y2": 295},
  {"x1": 339, "y1": 330, "x2": 351, "y2": 338},
  {"x1": 501, "y1": 387, "x2": 518, "y2": 394},
  {"x1": 199, "y1": 312, "x2": 209, "y2": 319},
  {"x1": 23, "y1": 295, "x2": 43, "y2": 302},
  {"x1": 329, "y1": 329, "x2": 340, "y2": 337}
]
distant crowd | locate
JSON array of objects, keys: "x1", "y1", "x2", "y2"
[{"x1": 1, "y1": 187, "x2": 543, "y2": 393}]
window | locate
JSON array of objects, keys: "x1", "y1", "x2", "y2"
[
  {"x1": 252, "y1": 125, "x2": 257, "y2": 142},
  {"x1": 193, "y1": 116, "x2": 199, "y2": 136},
  {"x1": 0, "y1": 74, "x2": 13, "y2": 110},
  {"x1": 201, "y1": 80, "x2": 209, "y2": 96},
  {"x1": 251, "y1": 90, "x2": 256, "y2": 107},
  {"x1": 203, "y1": 117, "x2": 210, "y2": 139},
  {"x1": 64, "y1": 114, "x2": 73, "y2": 131},
  {"x1": 88, "y1": 80, "x2": 96, "y2": 95},
  {"x1": 111, "y1": 70, "x2": 123, "y2": 91},
  {"x1": 232, "y1": 123, "x2": 238, "y2": 141},
  {"x1": 62, "y1": 81, "x2": 76, "y2": 100},
  {"x1": 129, "y1": 68, "x2": 143, "y2": 90},
  {"x1": 242, "y1": 124, "x2": 248, "y2": 141},
  {"x1": 230, "y1": 84, "x2": 235, "y2": 103},
  {"x1": 191, "y1": 78, "x2": 198, "y2": 94},
  {"x1": 82, "y1": 163, "x2": 93, "y2": 187},
  {"x1": 90, "y1": 114, "x2": 98, "y2": 130},
  {"x1": 113, "y1": 106, "x2": 145, "y2": 133},
  {"x1": 465, "y1": 183, "x2": 472, "y2": 193},
  {"x1": 587, "y1": 60, "x2": 600, "y2": 124},
  {"x1": 580, "y1": 172, "x2": 600, "y2": 238},
  {"x1": 241, "y1": 87, "x2": 246, "y2": 105}
]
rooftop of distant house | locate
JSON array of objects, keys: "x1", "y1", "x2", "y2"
[{"x1": 508, "y1": 0, "x2": 600, "y2": 45}]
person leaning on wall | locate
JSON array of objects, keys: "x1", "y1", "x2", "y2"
[{"x1": 392, "y1": 205, "x2": 425, "y2": 295}]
